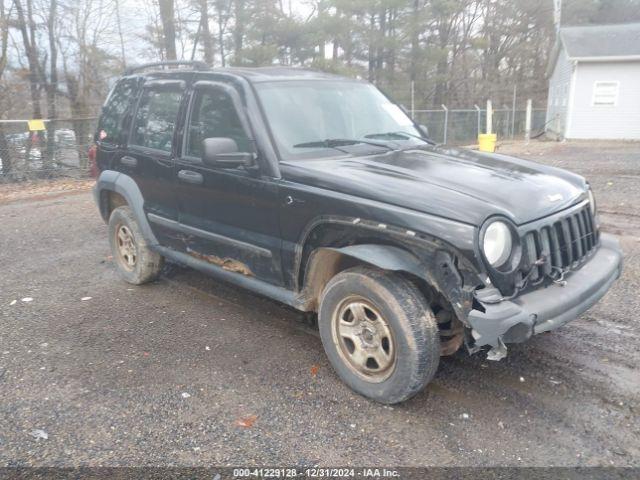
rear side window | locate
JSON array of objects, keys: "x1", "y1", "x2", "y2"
[
  {"x1": 186, "y1": 88, "x2": 251, "y2": 158},
  {"x1": 98, "y1": 78, "x2": 139, "y2": 145},
  {"x1": 131, "y1": 89, "x2": 183, "y2": 153}
]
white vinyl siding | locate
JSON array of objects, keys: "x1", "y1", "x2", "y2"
[
  {"x1": 567, "y1": 61, "x2": 640, "y2": 139},
  {"x1": 546, "y1": 46, "x2": 573, "y2": 136}
]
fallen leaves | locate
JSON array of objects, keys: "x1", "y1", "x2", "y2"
[
  {"x1": 310, "y1": 364, "x2": 320, "y2": 377},
  {"x1": 0, "y1": 179, "x2": 94, "y2": 205},
  {"x1": 236, "y1": 414, "x2": 258, "y2": 428}
]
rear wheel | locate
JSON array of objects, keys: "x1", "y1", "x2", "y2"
[
  {"x1": 318, "y1": 266, "x2": 440, "y2": 404},
  {"x1": 108, "y1": 206, "x2": 163, "y2": 285}
]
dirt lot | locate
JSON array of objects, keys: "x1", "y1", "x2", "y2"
[{"x1": 1, "y1": 140, "x2": 639, "y2": 468}]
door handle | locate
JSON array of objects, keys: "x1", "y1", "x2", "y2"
[
  {"x1": 178, "y1": 169, "x2": 204, "y2": 185},
  {"x1": 120, "y1": 156, "x2": 138, "y2": 167}
]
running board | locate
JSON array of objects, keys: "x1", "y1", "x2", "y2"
[{"x1": 154, "y1": 246, "x2": 309, "y2": 311}]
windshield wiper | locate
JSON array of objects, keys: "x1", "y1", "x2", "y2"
[
  {"x1": 365, "y1": 131, "x2": 436, "y2": 145},
  {"x1": 293, "y1": 138, "x2": 394, "y2": 151}
]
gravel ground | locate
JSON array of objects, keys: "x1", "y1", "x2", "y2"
[{"x1": 0, "y1": 140, "x2": 639, "y2": 467}]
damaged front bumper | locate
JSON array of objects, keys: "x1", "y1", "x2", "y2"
[{"x1": 467, "y1": 233, "x2": 623, "y2": 353}]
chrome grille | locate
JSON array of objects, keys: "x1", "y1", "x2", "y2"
[{"x1": 523, "y1": 205, "x2": 598, "y2": 282}]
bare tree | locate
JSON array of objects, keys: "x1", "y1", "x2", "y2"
[
  {"x1": 0, "y1": 0, "x2": 8, "y2": 78},
  {"x1": 198, "y1": 0, "x2": 214, "y2": 64},
  {"x1": 13, "y1": 0, "x2": 43, "y2": 119},
  {"x1": 0, "y1": 0, "x2": 12, "y2": 177},
  {"x1": 58, "y1": 0, "x2": 116, "y2": 167},
  {"x1": 44, "y1": 0, "x2": 58, "y2": 172},
  {"x1": 231, "y1": 0, "x2": 244, "y2": 65},
  {"x1": 158, "y1": 0, "x2": 178, "y2": 59},
  {"x1": 114, "y1": 0, "x2": 127, "y2": 68}
]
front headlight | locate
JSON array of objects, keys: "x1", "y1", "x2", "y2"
[
  {"x1": 483, "y1": 220, "x2": 513, "y2": 268},
  {"x1": 588, "y1": 189, "x2": 596, "y2": 216}
]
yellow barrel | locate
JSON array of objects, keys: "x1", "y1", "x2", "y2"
[{"x1": 478, "y1": 133, "x2": 497, "y2": 152}]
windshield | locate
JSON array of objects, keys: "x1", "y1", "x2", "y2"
[{"x1": 255, "y1": 80, "x2": 427, "y2": 161}]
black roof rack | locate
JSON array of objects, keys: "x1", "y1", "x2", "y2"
[{"x1": 124, "y1": 60, "x2": 209, "y2": 75}]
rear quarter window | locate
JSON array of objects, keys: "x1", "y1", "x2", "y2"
[{"x1": 97, "y1": 78, "x2": 140, "y2": 145}]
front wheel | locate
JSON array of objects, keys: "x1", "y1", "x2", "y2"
[{"x1": 318, "y1": 266, "x2": 440, "y2": 404}]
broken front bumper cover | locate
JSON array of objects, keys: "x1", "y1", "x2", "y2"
[{"x1": 468, "y1": 233, "x2": 623, "y2": 349}]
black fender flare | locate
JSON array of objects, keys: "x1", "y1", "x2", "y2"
[
  {"x1": 322, "y1": 244, "x2": 466, "y2": 303},
  {"x1": 94, "y1": 170, "x2": 159, "y2": 246},
  {"x1": 299, "y1": 243, "x2": 425, "y2": 311},
  {"x1": 300, "y1": 242, "x2": 474, "y2": 321},
  {"x1": 326, "y1": 244, "x2": 425, "y2": 278}
]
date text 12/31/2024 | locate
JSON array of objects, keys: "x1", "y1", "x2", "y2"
[{"x1": 232, "y1": 468, "x2": 400, "y2": 478}]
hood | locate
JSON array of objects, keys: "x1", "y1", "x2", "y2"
[{"x1": 280, "y1": 145, "x2": 588, "y2": 226}]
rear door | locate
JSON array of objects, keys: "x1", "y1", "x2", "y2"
[
  {"x1": 174, "y1": 81, "x2": 284, "y2": 285},
  {"x1": 122, "y1": 79, "x2": 186, "y2": 248}
]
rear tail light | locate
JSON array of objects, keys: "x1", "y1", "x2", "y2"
[{"x1": 88, "y1": 144, "x2": 98, "y2": 178}]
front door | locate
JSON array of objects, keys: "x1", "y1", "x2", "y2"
[{"x1": 174, "y1": 82, "x2": 283, "y2": 285}]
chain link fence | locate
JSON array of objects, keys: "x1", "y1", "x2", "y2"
[
  {"x1": 413, "y1": 108, "x2": 547, "y2": 145},
  {"x1": 0, "y1": 108, "x2": 548, "y2": 184},
  {"x1": 0, "y1": 118, "x2": 98, "y2": 183}
]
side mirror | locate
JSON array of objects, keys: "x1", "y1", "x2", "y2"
[
  {"x1": 418, "y1": 124, "x2": 429, "y2": 138},
  {"x1": 202, "y1": 137, "x2": 254, "y2": 168}
]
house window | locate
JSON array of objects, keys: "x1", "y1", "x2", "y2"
[{"x1": 592, "y1": 81, "x2": 619, "y2": 106}]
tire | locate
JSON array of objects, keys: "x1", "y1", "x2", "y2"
[
  {"x1": 108, "y1": 206, "x2": 164, "y2": 285},
  {"x1": 318, "y1": 266, "x2": 440, "y2": 404}
]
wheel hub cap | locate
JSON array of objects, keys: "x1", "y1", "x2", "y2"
[
  {"x1": 332, "y1": 297, "x2": 396, "y2": 382},
  {"x1": 116, "y1": 224, "x2": 137, "y2": 271}
]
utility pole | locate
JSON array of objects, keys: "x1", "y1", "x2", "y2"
[{"x1": 554, "y1": 0, "x2": 562, "y2": 34}]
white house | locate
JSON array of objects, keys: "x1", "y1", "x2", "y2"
[{"x1": 546, "y1": 22, "x2": 640, "y2": 140}]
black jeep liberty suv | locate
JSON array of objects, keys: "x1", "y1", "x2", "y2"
[{"x1": 93, "y1": 61, "x2": 623, "y2": 404}]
